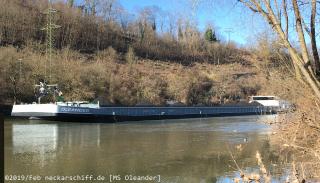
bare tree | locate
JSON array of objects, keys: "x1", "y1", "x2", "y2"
[
  {"x1": 137, "y1": 6, "x2": 159, "y2": 43},
  {"x1": 84, "y1": 0, "x2": 97, "y2": 16},
  {"x1": 237, "y1": 0, "x2": 320, "y2": 99},
  {"x1": 97, "y1": 0, "x2": 117, "y2": 21}
]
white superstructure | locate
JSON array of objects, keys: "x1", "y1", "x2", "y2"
[
  {"x1": 12, "y1": 103, "x2": 59, "y2": 117},
  {"x1": 249, "y1": 96, "x2": 291, "y2": 111},
  {"x1": 11, "y1": 101, "x2": 99, "y2": 118}
]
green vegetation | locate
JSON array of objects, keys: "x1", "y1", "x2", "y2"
[{"x1": 204, "y1": 28, "x2": 218, "y2": 42}]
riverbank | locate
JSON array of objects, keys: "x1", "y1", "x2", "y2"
[
  {"x1": 218, "y1": 59, "x2": 320, "y2": 182},
  {"x1": 252, "y1": 50, "x2": 320, "y2": 180},
  {"x1": 245, "y1": 78, "x2": 320, "y2": 182},
  {"x1": 269, "y1": 112, "x2": 320, "y2": 181},
  {"x1": 273, "y1": 82, "x2": 320, "y2": 181}
]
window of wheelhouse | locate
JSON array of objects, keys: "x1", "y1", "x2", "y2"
[{"x1": 252, "y1": 96, "x2": 275, "y2": 100}]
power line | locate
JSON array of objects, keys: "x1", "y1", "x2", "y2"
[
  {"x1": 224, "y1": 28, "x2": 234, "y2": 44},
  {"x1": 41, "y1": 0, "x2": 61, "y2": 82}
]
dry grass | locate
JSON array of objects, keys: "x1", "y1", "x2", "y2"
[
  {"x1": 0, "y1": 46, "x2": 265, "y2": 106},
  {"x1": 271, "y1": 107, "x2": 320, "y2": 181}
]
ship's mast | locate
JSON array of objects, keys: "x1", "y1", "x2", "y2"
[{"x1": 41, "y1": 0, "x2": 60, "y2": 82}]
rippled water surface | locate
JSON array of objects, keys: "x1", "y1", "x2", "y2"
[{"x1": 5, "y1": 115, "x2": 288, "y2": 183}]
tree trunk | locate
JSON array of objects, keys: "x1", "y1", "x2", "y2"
[
  {"x1": 288, "y1": 46, "x2": 320, "y2": 99},
  {"x1": 310, "y1": 0, "x2": 320, "y2": 74},
  {"x1": 292, "y1": 0, "x2": 309, "y2": 64}
]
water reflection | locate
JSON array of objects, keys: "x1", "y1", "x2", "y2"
[
  {"x1": 5, "y1": 116, "x2": 285, "y2": 182},
  {"x1": 13, "y1": 124, "x2": 58, "y2": 154}
]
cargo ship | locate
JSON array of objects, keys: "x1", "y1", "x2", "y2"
[
  {"x1": 11, "y1": 102, "x2": 275, "y2": 122},
  {"x1": 11, "y1": 82, "x2": 291, "y2": 122}
]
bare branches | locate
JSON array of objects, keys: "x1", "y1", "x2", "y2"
[
  {"x1": 238, "y1": 0, "x2": 259, "y2": 12},
  {"x1": 282, "y1": 0, "x2": 289, "y2": 40},
  {"x1": 302, "y1": 19, "x2": 311, "y2": 37},
  {"x1": 274, "y1": 0, "x2": 281, "y2": 25},
  {"x1": 238, "y1": 0, "x2": 320, "y2": 99}
]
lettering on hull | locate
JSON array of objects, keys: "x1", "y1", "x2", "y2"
[{"x1": 59, "y1": 107, "x2": 90, "y2": 113}]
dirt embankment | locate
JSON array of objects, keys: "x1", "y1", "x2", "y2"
[{"x1": 0, "y1": 46, "x2": 261, "y2": 106}]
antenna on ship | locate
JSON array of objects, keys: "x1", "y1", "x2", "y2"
[{"x1": 41, "y1": 0, "x2": 61, "y2": 82}]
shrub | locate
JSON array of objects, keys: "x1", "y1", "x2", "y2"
[
  {"x1": 186, "y1": 74, "x2": 215, "y2": 105},
  {"x1": 125, "y1": 46, "x2": 137, "y2": 65},
  {"x1": 97, "y1": 46, "x2": 118, "y2": 62},
  {"x1": 137, "y1": 75, "x2": 168, "y2": 105}
]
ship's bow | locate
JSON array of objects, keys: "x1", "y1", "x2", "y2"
[{"x1": 11, "y1": 104, "x2": 58, "y2": 118}]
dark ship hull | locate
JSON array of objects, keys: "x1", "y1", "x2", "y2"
[{"x1": 11, "y1": 104, "x2": 277, "y2": 122}]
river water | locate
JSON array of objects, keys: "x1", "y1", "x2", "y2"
[{"x1": 4, "y1": 115, "x2": 289, "y2": 183}]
